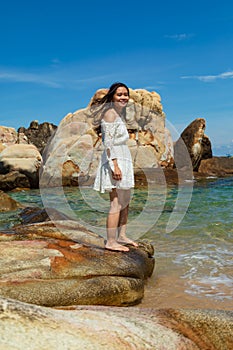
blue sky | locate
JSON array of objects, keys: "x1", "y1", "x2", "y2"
[{"x1": 0, "y1": 0, "x2": 233, "y2": 155}]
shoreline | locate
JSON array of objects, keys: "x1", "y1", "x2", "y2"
[{"x1": 137, "y1": 269, "x2": 233, "y2": 311}]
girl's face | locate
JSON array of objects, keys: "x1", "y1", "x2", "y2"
[{"x1": 112, "y1": 87, "x2": 129, "y2": 110}]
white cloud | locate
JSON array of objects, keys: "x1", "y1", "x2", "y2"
[
  {"x1": 181, "y1": 71, "x2": 233, "y2": 82},
  {"x1": 142, "y1": 80, "x2": 166, "y2": 91},
  {"x1": 0, "y1": 66, "x2": 113, "y2": 90},
  {"x1": 0, "y1": 70, "x2": 62, "y2": 88},
  {"x1": 164, "y1": 33, "x2": 193, "y2": 41}
]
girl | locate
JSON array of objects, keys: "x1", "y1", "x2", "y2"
[{"x1": 93, "y1": 82, "x2": 138, "y2": 251}]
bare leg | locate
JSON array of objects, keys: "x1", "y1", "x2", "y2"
[
  {"x1": 117, "y1": 190, "x2": 138, "y2": 247},
  {"x1": 105, "y1": 189, "x2": 129, "y2": 252}
]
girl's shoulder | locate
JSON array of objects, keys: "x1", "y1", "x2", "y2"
[{"x1": 102, "y1": 108, "x2": 119, "y2": 123}]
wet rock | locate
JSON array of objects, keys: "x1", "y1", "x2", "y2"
[
  {"x1": 0, "y1": 190, "x2": 23, "y2": 212},
  {"x1": 19, "y1": 206, "x2": 72, "y2": 224},
  {"x1": 0, "y1": 297, "x2": 232, "y2": 349},
  {"x1": 134, "y1": 167, "x2": 193, "y2": 187},
  {"x1": 0, "y1": 220, "x2": 154, "y2": 307},
  {"x1": 198, "y1": 156, "x2": 233, "y2": 176},
  {"x1": 0, "y1": 171, "x2": 30, "y2": 191}
]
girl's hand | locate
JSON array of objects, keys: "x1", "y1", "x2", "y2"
[{"x1": 112, "y1": 163, "x2": 122, "y2": 181}]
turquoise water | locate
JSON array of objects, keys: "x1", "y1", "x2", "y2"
[{"x1": 1, "y1": 176, "x2": 233, "y2": 305}]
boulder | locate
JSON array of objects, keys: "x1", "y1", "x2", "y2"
[
  {"x1": 19, "y1": 206, "x2": 72, "y2": 224},
  {"x1": 160, "y1": 127, "x2": 175, "y2": 168},
  {"x1": 134, "y1": 167, "x2": 193, "y2": 187},
  {"x1": 201, "y1": 134, "x2": 213, "y2": 160},
  {"x1": 40, "y1": 88, "x2": 172, "y2": 187},
  {"x1": 198, "y1": 156, "x2": 233, "y2": 176},
  {"x1": 0, "y1": 171, "x2": 30, "y2": 191},
  {"x1": 0, "y1": 142, "x2": 6, "y2": 153},
  {"x1": 0, "y1": 144, "x2": 42, "y2": 188},
  {"x1": 134, "y1": 145, "x2": 159, "y2": 168},
  {"x1": 18, "y1": 120, "x2": 57, "y2": 153},
  {"x1": 0, "y1": 220, "x2": 154, "y2": 307},
  {"x1": 0, "y1": 190, "x2": 23, "y2": 212},
  {"x1": 174, "y1": 118, "x2": 212, "y2": 171},
  {"x1": 0, "y1": 126, "x2": 17, "y2": 145},
  {"x1": 0, "y1": 297, "x2": 232, "y2": 349}
]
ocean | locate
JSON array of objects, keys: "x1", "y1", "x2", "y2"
[{"x1": 1, "y1": 175, "x2": 233, "y2": 310}]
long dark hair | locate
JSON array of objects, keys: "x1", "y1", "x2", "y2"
[
  {"x1": 92, "y1": 82, "x2": 130, "y2": 125},
  {"x1": 100, "y1": 82, "x2": 130, "y2": 104}
]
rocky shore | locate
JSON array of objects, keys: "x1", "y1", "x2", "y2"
[
  {"x1": 0, "y1": 202, "x2": 155, "y2": 307},
  {"x1": 0, "y1": 87, "x2": 232, "y2": 191},
  {"x1": 1, "y1": 87, "x2": 233, "y2": 348},
  {"x1": 1, "y1": 296, "x2": 232, "y2": 349},
  {"x1": 1, "y1": 188, "x2": 233, "y2": 349}
]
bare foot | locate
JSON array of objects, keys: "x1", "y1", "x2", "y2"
[
  {"x1": 105, "y1": 242, "x2": 129, "y2": 252},
  {"x1": 117, "y1": 237, "x2": 138, "y2": 247}
]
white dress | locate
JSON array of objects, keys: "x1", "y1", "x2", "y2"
[{"x1": 93, "y1": 115, "x2": 134, "y2": 193}]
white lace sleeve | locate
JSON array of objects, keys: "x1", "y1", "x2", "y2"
[
  {"x1": 113, "y1": 127, "x2": 129, "y2": 145},
  {"x1": 101, "y1": 121, "x2": 117, "y2": 171}
]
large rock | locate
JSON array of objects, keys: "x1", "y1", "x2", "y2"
[
  {"x1": 174, "y1": 118, "x2": 212, "y2": 171},
  {"x1": 0, "y1": 144, "x2": 42, "y2": 188},
  {"x1": 0, "y1": 121, "x2": 57, "y2": 190},
  {"x1": 0, "y1": 170, "x2": 30, "y2": 191},
  {"x1": 0, "y1": 190, "x2": 23, "y2": 212},
  {"x1": 18, "y1": 120, "x2": 57, "y2": 154},
  {"x1": 19, "y1": 206, "x2": 72, "y2": 224},
  {"x1": 0, "y1": 142, "x2": 6, "y2": 153},
  {"x1": 0, "y1": 126, "x2": 17, "y2": 145},
  {"x1": 40, "y1": 88, "x2": 174, "y2": 187},
  {"x1": 0, "y1": 297, "x2": 232, "y2": 349},
  {"x1": 201, "y1": 134, "x2": 213, "y2": 160},
  {"x1": 0, "y1": 220, "x2": 154, "y2": 307},
  {"x1": 198, "y1": 156, "x2": 233, "y2": 176}
]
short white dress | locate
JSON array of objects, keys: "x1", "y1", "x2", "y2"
[{"x1": 93, "y1": 115, "x2": 134, "y2": 193}]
